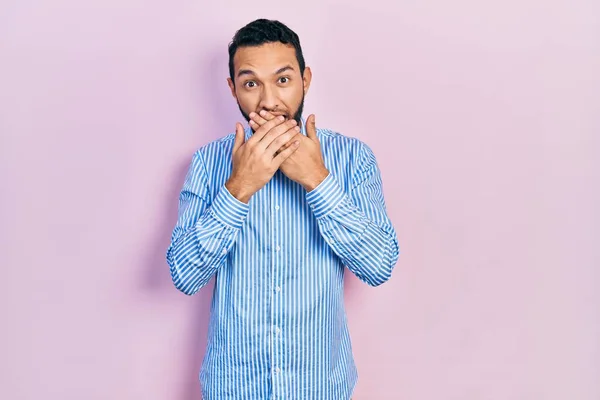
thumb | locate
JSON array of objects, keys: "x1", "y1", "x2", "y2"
[
  {"x1": 306, "y1": 114, "x2": 318, "y2": 140},
  {"x1": 233, "y1": 122, "x2": 245, "y2": 153}
]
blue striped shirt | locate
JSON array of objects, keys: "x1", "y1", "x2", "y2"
[{"x1": 166, "y1": 118, "x2": 400, "y2": 400}]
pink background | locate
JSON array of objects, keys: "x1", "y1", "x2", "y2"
[{"x1": 1, "y1": 1, "x2": 599, "y2": 399}]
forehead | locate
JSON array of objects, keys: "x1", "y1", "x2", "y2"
[{"x1": 233, "y1": 42, "x2": 299, "y2": 75}]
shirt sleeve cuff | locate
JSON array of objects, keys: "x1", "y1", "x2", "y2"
[
  {"x1": 305, "y1": 172, "x2": 346, "y2": 219},
  {"x1": 209, "y1": 184, "x2": 250, "y2": 229}
]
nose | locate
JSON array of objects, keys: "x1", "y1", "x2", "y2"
[{"x1": 258, "y1": 84, "x2": 279, "y2": 112}]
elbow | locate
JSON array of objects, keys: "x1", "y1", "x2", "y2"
[
  {"x1": 169, "y1": 265, "x2": 198, "y2": 296},
  {"x1": 169, "y1": 265, "x2": 205, "y2": 296},
  {"x1": 366, "y1": 246, "x2": 400, "y2": 287},
  {"x1": 366, "y1": 267, "x2": 393, "y2": 287},
  {"x1": 172, "y1": 278, "x2": 200, "y2": 296},
  {"x1": 166, "y1": 250, "x2": 202, "y2": 296}
]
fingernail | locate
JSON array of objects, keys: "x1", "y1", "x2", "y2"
[
  {"x1": 295, "y1": 126, "x2": 300, "y2": 132},
  {"x1": 260, "y1": 110, "x2": 267, "y2": 116},
  {"x1": 278, "y1": 116, "x2": 285, "y2": 121},
  {"x1": 249, "y1": 112, "x2": 256, "y2": 118}
]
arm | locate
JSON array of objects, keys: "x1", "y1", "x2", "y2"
[
  {"x1": 305, "y1": 143, "x2": 400, "y2": 286},
  {"x1": 166, "y1": 151, "x2": 249, "y2": 295}
]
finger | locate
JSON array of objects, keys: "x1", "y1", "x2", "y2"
[
  {"x1": 248, "y1": 119, "x2": 260, "y2": 132},
  {"x1": 247, "y1": 115, "x2": 287, "y2": 144},
  {"x1": 266, "y1": 129, "x2": 302, "y2": 157},
  {"x1": 259, "y1": 110, "x2": 277, "y2": 122},
  {"x1": 273, "y1": 139, "x2": 300, "y2": 165},
  {"x1": 248, "y1": 112, "x2": 268, "y2": 129},
  {"x1": 259, "y1": 119, "x2": 299, "y2": 151},
  {"x1": 274, "y1": 132, "x2": 302, "y2": 156},
  {"x1": 233, "y1": 122, "x2": 245, "y2": 153},
  {"x1": 249, "y1": 110, "x2": 277, "y2": 131},
  {"x1": 306, "y1": 114, "x2": 318, "y2": 141}
]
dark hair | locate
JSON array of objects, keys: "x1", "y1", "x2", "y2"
[{"x1": 228, "y1": 19, "x2": 305, "y2": 85}]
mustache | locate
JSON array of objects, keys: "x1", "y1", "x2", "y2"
[
  {"x1": 253, "y1": 111, "x2": 289, "y2": 119},
  {"x1": 264, "y1": 112, "x2": 288, "y2": 118},
  {"x1": 237, "y1": 94, "x2": 305, "y2": 127}
]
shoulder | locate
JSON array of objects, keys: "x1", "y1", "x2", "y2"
[
  {"x1": 316, "y1": 127, "x2": 376, "y2": 162},
  {"x1": 191, "y1": 132, "x2": 237, "y2": 163}
]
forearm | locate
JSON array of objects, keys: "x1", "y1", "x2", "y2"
[
  {"x1": 306, "y1": 173, "x2": 399, "y2": 286},
  {"x1": 167, "y1": 184, "x2": 249, "y2": 295}
]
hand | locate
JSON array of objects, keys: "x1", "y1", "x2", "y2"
[
  {"x1": 225, "y1": 116, "x2": 301, "y2": 203},
  {"x1": 248, "y1": 111, "x2": 329, "y2": 191}
]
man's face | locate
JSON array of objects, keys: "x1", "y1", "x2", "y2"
[{"x1": 228, "y1": 42, "x2": 311, "y2": 127}]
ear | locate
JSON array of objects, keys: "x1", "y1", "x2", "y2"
[
  {"x1": 227, "y1": 77, "x2": 237, "y2": 98},
  {"x1": 302, "y1": 66, "x2": 312, "y2": 96}
]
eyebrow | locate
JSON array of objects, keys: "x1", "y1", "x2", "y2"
[
  {"x1": 274, "y1": 65, "x2": 295, "y2": 75},
  {"x1": 237, "y1": 65, "x2": 295, "y2": 79}
]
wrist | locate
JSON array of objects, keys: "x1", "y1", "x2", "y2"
[
  {"x1": 225, "y1": 177, "x2": 253, "y2": 204},
  {"x1": 303, "y1": 167, "x2": 330, "y2": 192}
]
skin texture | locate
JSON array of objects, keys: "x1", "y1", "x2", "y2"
[
  {"x1": 228, "y1": 42, "x2": 309, "y2": 124},
  {"x1": 225, "y1": 42, "x2": 329, "y2": 203}
]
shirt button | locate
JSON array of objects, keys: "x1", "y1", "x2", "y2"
[
  {"x1": 276, "y1": 245, "x2": 281, "y2": 251},
  {"x1": 274, "y1": 367, "x2": 280, "y2": 374},
  {"x1": 275, "y1": 205, "x2": 280, "y2": 211},
  {"x1": 275, "y1": 286, "x2": 281, "y2": 293},
  {"x1": 221, "y1": 248, "x2": 227, "y2": 255},
  {"x1": 274, "y1": 327, "x2": 281, "y2": 334}
]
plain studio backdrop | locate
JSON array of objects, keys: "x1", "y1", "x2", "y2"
[{"x1": 1, "y1": 1, "x2": 598, "y2": 399}]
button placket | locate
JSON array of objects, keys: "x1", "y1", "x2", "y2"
[{"x1": 270, "y1": 176, "x2": 283, "y2": 388}]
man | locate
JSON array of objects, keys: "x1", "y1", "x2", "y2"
[{"x1": 166, "y1": 18, "x2": 400, "y2": 400}]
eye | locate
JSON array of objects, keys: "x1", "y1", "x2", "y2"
[
  {"x1": 278, "y1": 77, "x2": 290, "y2": 84},
  {"x1": 244, "y1": 81, "x2": 257, "y2": 88}
]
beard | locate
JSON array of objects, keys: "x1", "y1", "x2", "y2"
[{"x1": 237, "y1": 93, "x2": 305, "y2": 130}]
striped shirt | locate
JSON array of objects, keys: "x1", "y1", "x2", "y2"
[{"x1": 166, "y1": 118, "x2": 400, "y2": 400}]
